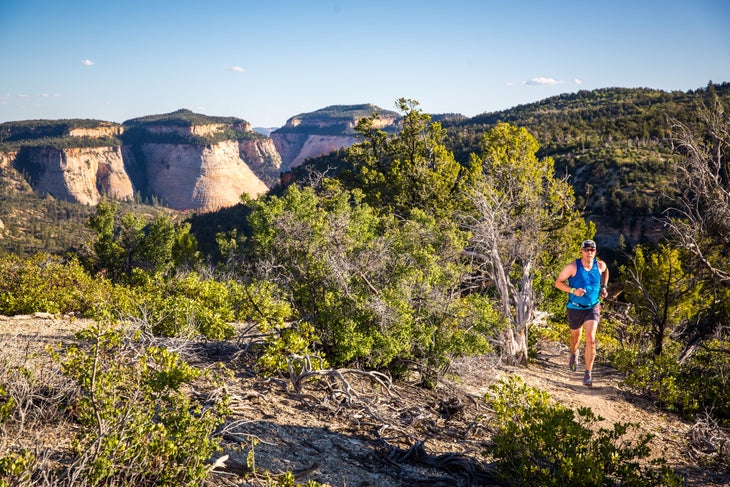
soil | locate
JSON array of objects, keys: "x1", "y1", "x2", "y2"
[{"x1": 1, "y1": 314, "x2": 729, "y2": 486}]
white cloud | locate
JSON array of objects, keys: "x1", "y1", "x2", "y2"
[
  {"x1": 574, "y1": 78, "x2": 583, "y2": 85},
  {"x1": 228, "y1": 66, "x2": 245, "y2": 73},
  {"x1": 81, "y1": 59, "x2": 94, "y2": 66},
  {"x1": 524, "y1": 77, "x2": 562, "y2": 86}
]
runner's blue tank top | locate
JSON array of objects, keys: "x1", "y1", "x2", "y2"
[{"x1": 567, "y1": 258, "x2": 601, "y2": 309}]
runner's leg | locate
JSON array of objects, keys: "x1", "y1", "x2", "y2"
[
  {"x1": 583, "y1": 319, "x2": 598, "y2": 372},
  {"x1": 568, "y1": 326, "x2": 582, "y2": 355}
]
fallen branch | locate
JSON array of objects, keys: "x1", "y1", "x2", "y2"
[
  {"x1": 378, "y1": 437, "x2": 498, "y2": 484},
  {"x1": 286, "y1": 354, "x2": 397, "y2": 422}
]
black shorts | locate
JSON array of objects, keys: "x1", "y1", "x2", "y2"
[{"x1": 566, "y1": 303, "x2": 602, "y2": 330}]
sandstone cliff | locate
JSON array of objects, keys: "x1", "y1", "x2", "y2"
[
  {"x1": 1, "y1": 113, "x2": 279, "y2": 213},
  {"x1": 0, "y1": 150, "x2": 32, "y2": 195},
  {"x1": 140, "y1": 140, "x2": 269, "y2": 212},
  {"x1": 15, "y1": 146, "x2": 134, "y2": 206},
  {"x1": 237, "y1": 137, "x2": 282, "y2": 188},
  {"x1": 123, "y1": 111, "x2": 277, "y2": 211},
  {"x1": 288, "y1": 135, "x2": 358, "y2": 168},
  {"x1": 68, "y1": 125, "x2": 124, "y2": 138},
  {"x1": 0, "y1": 106, "x2": 399, "y2": 212},
  {"x1": 271, "y1": 104, "x2": 400, "y2": 170}
]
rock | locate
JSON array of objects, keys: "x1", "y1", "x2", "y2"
[
  {"x1": 271, "y1": 104, "x2": 401, "y2": 170},
  {"x1": 141, "y1": 140, "x2": 268, "y2": 212},
  {"x1": 0, "y1": 106, "x2": 400, "y2": 212},
  {"x1": 18, "y1": 146, "x2": 134, "y2": 205},
  {"x1": 237, "y1": 137, "x2": 282, "y2": 188}
]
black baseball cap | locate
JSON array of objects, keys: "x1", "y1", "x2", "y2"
[{"x1": 581, "y1": 239, "x2": 597, "y2": 250}]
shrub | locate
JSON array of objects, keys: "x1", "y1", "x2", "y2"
[
  {"x1": 52, "y1": 322, "x2": 230, "y2": 486},
  {"x1": 616, "y1": 341, "x2": 730, "y2": 424},
  {"x1": 0, "y1": 253, "x2": 101, "y2": 316},
  {"x1": 0, "y1": 384, "x2": 15, "y2": 422},
  {"x1": 484, "y1": 376, "x2": 683, "y2": 486},
  {"x1": 0, "y1": 383, "x2": 34, "y2": 487},
  {"x1": 0, "y1": 450, "x2": 34, "y2": 487},
  {"x1": 233, "y1": 278, "x2": 293, "y2": 325},
  {"x1": 256, "y1": 320, "x2": 328, "y2": 376},
  {"x1": 245, "y1": 185, "x2": 499, "y2": 380},
  {"x1": 109, "y1": 271, "x2": 237, "y2": 340}
]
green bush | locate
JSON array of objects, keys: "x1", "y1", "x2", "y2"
[
  {"x1": 485, "y1": 376, "x2": 683, "y2": 486},
  {"x1": 0, "y1": 253, "x2": 101, "y2": 316},
  {"x1": 53, "y1": 322, "x2": 230, "y2": 486},
  {"x1": 0, "y1": 384, "x2": 15, "y2": 422},
  {"x1": 232, "y1": 278, "x2": 293, "y2": 325},
  {"x1": 614, "y1": 341, "x2": 730, "y2": 424},
  {"x1": 256, "y1": 320, "x2": 328, "y2": 376},
  {"x1": 245, "y1": 185, "x2": 500, "y2": 380},
  {"x1": 0, "y1": 449, "x2": 34, "y2": 487},
  {"x1": 0, "y1": 253, "x2": 239, "y2": 340},
  {"x1": 109, "y1": 271, "x2": 237, "y2": 340}
]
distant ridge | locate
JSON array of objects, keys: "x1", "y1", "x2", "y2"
[{"x1": 123, "y1": 108, "x2": 249, "y2": 127}]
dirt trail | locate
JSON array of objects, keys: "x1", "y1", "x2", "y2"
[{"x1": 496, "y1": 343, "x2": 692, "y2": 465}]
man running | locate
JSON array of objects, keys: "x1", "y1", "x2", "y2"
[{"x1": 554, "y1": 239, "x2": 609, "y2": 386}]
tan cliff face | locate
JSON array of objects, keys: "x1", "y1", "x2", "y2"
[
  {"x1": 288, "y1": 135, "x2": 358, "y2": 168},
  {"x1": 0, "y1": 150, "x2": 33, "y2": 194},
  {"x1": 238, "y1": 137, "x2": 282, "y2": 187},
  {"x1": 271, "y1": 104, "x2": 401, "y2": 170},
  {"x1": 68, "y1": 126, "x2": 124, "y2": 138},
  {"x1": 2, "y1": 107, "x2": 401, "y2": 212},
  {"x1": 23, "y1": 146, "x2": 134, "y2": 206},
  {"x1": 141, "y1": 140, "x2": 269, "y2": 212},
  {"x1": 140, "y1": 121, "x2": 251, "y2": 138},
  {"x1": 270, "y1": 133, "x2": 309, "y2": 170},
  {"x1": 271, "y1": 132, "x2": 361, "y2": 170},
  {"x1": 2, "y1": 137, "x2": 275, "y2": 212}
]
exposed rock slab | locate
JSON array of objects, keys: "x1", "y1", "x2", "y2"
[
  {"x1": 142, "y1": 141, "x2": 268, "y2": 212},
  {"x1": 271, "y1": 104, "x2": 401, "y2": 170},
  {"x1": 23, "y1": 146, "x2": 133, "y2": 206}
]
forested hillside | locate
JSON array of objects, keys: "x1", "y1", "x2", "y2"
[
  {"x1": 446, "y1": 83, "x2": 730, "y2": 245},
  {"x1": 293, "y1": 83, "x2": 730, "y2": 251}
]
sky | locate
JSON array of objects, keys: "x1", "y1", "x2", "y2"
[{"x1": 1, "y1": 0, "x2": 729, "y2": 128}]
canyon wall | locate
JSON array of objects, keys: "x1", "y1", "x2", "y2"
[
  {"x1": 141, "y1": 140, "x2": 269, "y2": 211},
  {"x1": 1, "y1": 105, "x2": 397, "y2": 212},
  {"x1": 271, "y1": 104, "x2": 400, "y2": 170},
  {"x1": 16, "y1": 146, "x2": 134, "y2": 206},
  {"x1": 1, "y1": 118, "x2": 281, "y2": 212}
]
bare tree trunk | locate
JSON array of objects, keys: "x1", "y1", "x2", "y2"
[
  {"x1": 503, "y1": 262, "x2": 534, "y2": 366},
  {"x1": 501, "y1": 326, "x2": 527, "y2": 366},
  {"x1": 493, "y1": 252, "x2": 533, "y2": 366}
]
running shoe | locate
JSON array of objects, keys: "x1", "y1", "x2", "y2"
[
  {"x1": 583, "y1": 371, "x2": 593, "y2": 387},
  {"x1": 569, "y1": 350, "x2": 578, "y2": 372}
]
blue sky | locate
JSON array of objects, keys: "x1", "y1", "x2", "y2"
[{"x1": 1, "y1": 0, "x2": 729, "y2": 128}]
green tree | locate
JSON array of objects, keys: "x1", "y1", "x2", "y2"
[
  {"x1": 462, "y1": 123, "x2": 591, "y2": 365},
  {"x1": 85, "y1": 202, "x2": 199, "y2": 282},
  {"x1": 117, "y1": 213, "x2": 147, "y2": 278},
  {"x1": 621, "y1": 244, "x2": 702, "y2": 356},
  {"x1": 172, "y1": 222, "x2": 202, "y2": 270},
  {"x1": 245, "y1": 184, "x2": 499, "y2": 382},
  {"x1": 344, "y1": 98, "x2": 480, "y2": 220},
  {"x1": 86, "y1": 199, "x2": 124, "y2": 278},
  {"x1": 664, "y1": 95, "x2": 730, "y2": 359}
]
